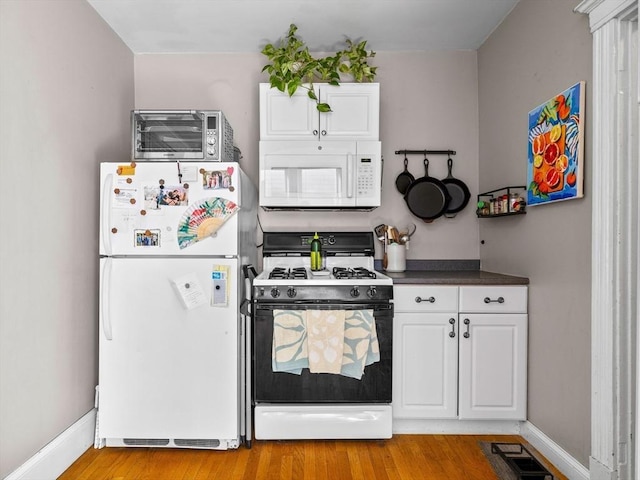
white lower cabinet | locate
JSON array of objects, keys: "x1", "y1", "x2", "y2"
[
  {"x1": 458, "y1": 313, "x2": 527, "y2": 420},
  {"x1": 393, "y1": 284, "x2": 528, "y2": 422},
  {"x1": 393, "y1": 312, "x2": 459, "y2": 418}
]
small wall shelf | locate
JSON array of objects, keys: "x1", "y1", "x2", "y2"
[{"x1": 477, "y1": 186, "x2": 527, "y2": 218}]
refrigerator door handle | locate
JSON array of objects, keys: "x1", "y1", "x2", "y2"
[
  {"x1": 240, "y1": 264, "x2": 257, "y2": 316},
  {"x1": 101, "y1": 258, "x2": 113, "y2": 341},
  {"x1": 101, "y1": 173, "x2": 113, "y2": 256}
]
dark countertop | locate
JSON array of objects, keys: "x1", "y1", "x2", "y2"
[
  {"x1": 384, "y1": 269, "x2": 529, "y2": 285},
  {"x1": 372, "y1": 259, "x2": 529, "y2": 285}
]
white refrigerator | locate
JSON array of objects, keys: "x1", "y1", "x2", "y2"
[{"x1": 96, "y1": 161, "x2": 256, "y2": 450}]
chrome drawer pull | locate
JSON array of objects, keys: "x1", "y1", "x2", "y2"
[
  {"x1": 415, "y1": 296, "x2": 436, "y2": 303},
  {"x1": 449, "y1": 318, "x2": 456, "y2": 338},
  {"x1": 484, "y1": 296, "x2": 505, "y2": 304},
  {"x1": 463, "y1": 318, "x2": 470, "y2": 338}
]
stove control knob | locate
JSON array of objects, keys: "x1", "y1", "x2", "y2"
[
  {"x1": 367, "y1": 286, "x2": 378, "y2": 298},
  {"x1": 350, "y1": 287, "x2": 360, "y2": 298},
  {"x1": 287, "y1": 287, "x2": 297, "y2": 298},
  {"x1": 270, "y1": 288, "x2": 280, "y2": 298}
]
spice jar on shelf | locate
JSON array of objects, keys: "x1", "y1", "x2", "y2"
[
  {"x1": 509, "y1": 193, "x2": 519, "y2": 212},
  {"x1": 477, "y1": 201, "x2": 489, "y2": 216},
  {"x1": 501, "y1": 194, "x2": 509, "y2": 213}
]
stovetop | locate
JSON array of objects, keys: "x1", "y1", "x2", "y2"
[
  {"x1": 253, "y1": 231, "x2": 393, "y2": 302},
  {"x1": 265, "y1": 266, "x2": 381, "y2": 281},
  {"x1": 254, "y1": 264, "x2": 392, "y2": 287}
]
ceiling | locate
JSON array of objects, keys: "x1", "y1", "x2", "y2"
[{"x1": 87, "y1": 0, "x2": 520, "y2": 54}]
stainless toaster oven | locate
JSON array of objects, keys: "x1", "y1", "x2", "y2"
[{"x1": 131, "y1": 110, "x2": 234, "y2": 161}]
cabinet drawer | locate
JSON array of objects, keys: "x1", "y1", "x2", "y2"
[
  {"x1": 459, "y1": 286, "x2": 527, "y2": 313},
  {"x1": 393, "y1": 286, "x2": 458, "y2": 312}
]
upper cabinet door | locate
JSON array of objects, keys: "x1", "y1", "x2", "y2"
[
  {"x1": 321, "y1": 84, "x2": 379, "y2": 140},
  {"x1": 260, "y1": 84, "x2": 317, "y2": 138},
  {"x1": 259, "y1": 83, "x2": 379, "y2": 141}
]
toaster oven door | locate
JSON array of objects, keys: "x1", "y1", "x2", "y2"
[{"x1": 133, "y1": 111, "x2": 204, "y2": 160}]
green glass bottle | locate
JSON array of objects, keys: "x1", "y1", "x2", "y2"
[{"x1": 310, "y1": 232, "x2": 322, "y2": 271}]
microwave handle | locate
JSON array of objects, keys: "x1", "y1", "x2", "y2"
[{"x1": 347, "y1": 154, "x2": 354, "y2": 198}]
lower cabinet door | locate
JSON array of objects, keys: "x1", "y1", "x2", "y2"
[
  {"x1": 393, "y1": 312, "x2": 458, "y2": 419},
  {"x1": 458, "y1": 313, "x2": 528, "y2": 420}
]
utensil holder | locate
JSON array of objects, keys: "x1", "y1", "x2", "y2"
[{"x1": 386, "y1": 243, "x2": 406, "y2": 272}]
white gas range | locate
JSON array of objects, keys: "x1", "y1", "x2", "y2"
[{"x1": 250, "y1": 232, "x2": 394, "y2": 441}]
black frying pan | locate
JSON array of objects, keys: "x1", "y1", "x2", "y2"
[
  {"x1": 404, "y1": 158, "x2": 451, "y2": 223},
  {"x1": 442, "y1": 157, "x2": 471, "y2": 216},
  {"x1": 395, "y1": 156, "x2": 415, "y2": 194}
]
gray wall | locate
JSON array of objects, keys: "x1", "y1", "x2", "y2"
[
  {"x1": 477, "y1": 0, "x2": 592, "y2": 466},
  {"x1": 0, "y1": 1, "x2": 133, "y2": 477}
]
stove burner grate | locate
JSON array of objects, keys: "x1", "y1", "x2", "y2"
[
  {"x1": 332, "y1": 267, "x2": 377, "y2": 279},
  {"x1": 268, "y1": 267, "x2": 308, "y2": 280}
]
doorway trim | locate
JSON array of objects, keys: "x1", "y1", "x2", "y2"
[{"x1": 575, "y1": 1, "x2": 639, "y2": 479}]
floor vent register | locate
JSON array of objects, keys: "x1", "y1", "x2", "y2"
[{"x1": 490, "y1": 443, "x2": 554, "y2": 480}]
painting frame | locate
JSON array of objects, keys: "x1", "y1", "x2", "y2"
[{"x1": 527, "y1": 81, "x2": 585, "y2": 206}]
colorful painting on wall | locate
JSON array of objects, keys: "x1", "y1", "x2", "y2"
[{"x1": 527, "y1": 81, "x2": 585, "y2": 206}]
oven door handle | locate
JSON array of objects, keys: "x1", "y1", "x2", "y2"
[{"x1": 255, "y1": 303, "x2": 393, "y2": 311}]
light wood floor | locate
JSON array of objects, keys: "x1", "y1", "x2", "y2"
[{"x1": 59, "y1": 435, "x2": 568, "y2": 480}]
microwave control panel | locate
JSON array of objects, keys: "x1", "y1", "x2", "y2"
[{"x1": 356, "y1": 157, "x2": 375, "y2": 196}]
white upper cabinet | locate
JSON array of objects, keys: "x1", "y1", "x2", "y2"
[{"x1": 259, "y1": 83, "x2": 380, "y2": 141}]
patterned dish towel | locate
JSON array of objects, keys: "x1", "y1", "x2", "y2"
[
  {"x1": 271, "y1": 309, "x2": 380, "y2": 379},
  {"x1": 341, "y1": 309, "x2": 380, "y2": 380},
  {"x1": 272, "y1": 310, "x2": 308, "y2": 374},
  {"x1": 306, "y1": 310, "x2": 346, "y2": 374}
]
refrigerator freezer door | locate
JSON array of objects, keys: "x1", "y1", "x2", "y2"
[
  {"x1": 100, "y1": 162, "x2": 241, "y2": 256},
  {"x1": 98, "y1": 257, "x2": 240, "y2": 444}
]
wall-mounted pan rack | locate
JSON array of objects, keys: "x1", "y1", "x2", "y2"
[{"x1": 395, "y1": 149, "x2": 456, "y2": 156}]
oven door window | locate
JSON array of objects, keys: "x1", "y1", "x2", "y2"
[
  {"x1": 134, "y1": 112, "x2": 204, "y2": 158},
  {"x1": 253, "y1": 305, "x2": 392, "y2": 403}
]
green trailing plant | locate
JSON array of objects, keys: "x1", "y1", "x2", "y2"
[{"x1": 261, "y1": 24, "x2": 377, "y2": 112}]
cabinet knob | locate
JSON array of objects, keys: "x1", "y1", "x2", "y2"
[
  {"x1": 312, "y1": 130, "x2": 319, "y2": 136},
  {"x1": 484, "y1": 296, "x2": 505, "y2": 304},
  {"x1": 415, "y1": 296, "x2": 436, "y2": 304},
  {"x1": 321, "y1": 130, "x2": 327, "y2": 136}
]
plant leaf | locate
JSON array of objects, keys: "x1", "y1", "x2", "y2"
[{"x1": 260, "y1": 23, "x2": 377, "y2": 109}]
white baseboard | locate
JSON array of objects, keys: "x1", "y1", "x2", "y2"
[
  {"x1": 521, "y1": 421, "x2": 590, "y2": 480},
  {"x1": 5, "y1": 409, "x2": 96, "y2": 480}
]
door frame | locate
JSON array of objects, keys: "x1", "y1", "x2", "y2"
[{"x1": 575, "y1": 1, "x2": 639, "y2": 479}]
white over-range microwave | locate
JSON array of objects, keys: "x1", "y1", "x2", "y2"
[{"x1": 259, "y1": 140, "x2": 382, "y2": 210}]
